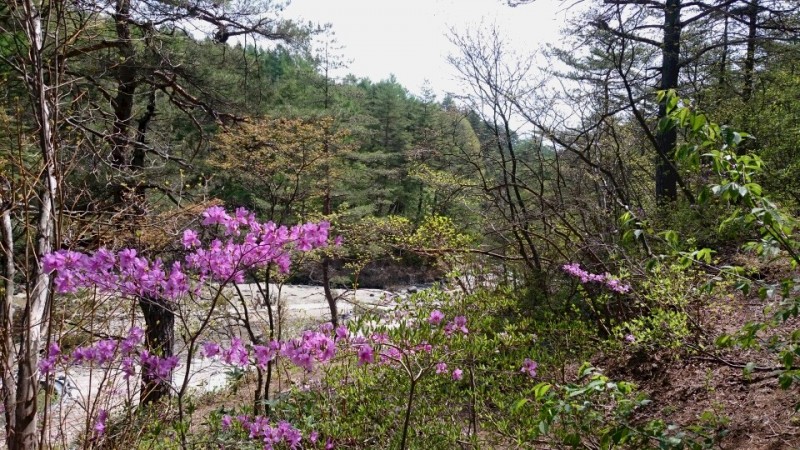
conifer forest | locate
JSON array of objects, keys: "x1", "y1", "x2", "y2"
[{"x1": 2, "y1": 0, "x2": 800, "y2": 448}]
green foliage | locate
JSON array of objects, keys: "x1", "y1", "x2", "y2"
[
  {"x1": 87, "y1": 285, "x2": 724, "y2": 449},
  {"x1": 403, "y1": 215, "x2": 473, "y2": 250},
  {"x1": 514, "y1": 364, "x2": 724, "y2": 449},
  {"x1": 651, "y1": 91, "x2": 800, "y2": 392},
  {"x1": 336, "y1": 214, "x2": 412, "y2": 277},
  {"x1": 13, "y1": 0, "x2": 800, "y2": 445},
  {"x1": 400, "y1": 215, "x2": 474, "y2": 277},
  {"x1": 612, "y1": 265, "x2": 701, "y2": 352}
]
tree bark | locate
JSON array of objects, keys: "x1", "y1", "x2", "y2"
[
  {"x1": 11, "y1": 1, "x2": 59, "y2": 447},
  {"x1": 110, "y1": 0, "x2": 138, "y2": 169},
  {"x1": 742, "y1": 0, "x2": 759, "y2": 102},
  {"x1": 1, "y1": 209, "x2": 16, "y2": 441},
  {"x1": 321, "y1": 126, "x2": 337, "y2": 328},
  {"x1": 719, "y1": 5, "x2": 729, "y2": 86},
  {"x1": 655, "y1": 0, "x2": 682, "y2": 204},
  {"x1": 321, "y1": 260, "x2": 337, "y2": 328},
  {"x1": 138, "y1": 296, "x2": 175, "y2": 405}
]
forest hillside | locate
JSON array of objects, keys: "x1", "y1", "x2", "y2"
[{"x1": 2, "y1": 0, "x2": 800, "y2": 449}]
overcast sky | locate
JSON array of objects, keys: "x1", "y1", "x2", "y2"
[{"x1": 282, "y1": 0, "x2": 573, "y2": 98}]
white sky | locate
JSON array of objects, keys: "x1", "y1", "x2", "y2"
[{"x1": 283, "y1": 0, "x2": 573, "y2": 98}]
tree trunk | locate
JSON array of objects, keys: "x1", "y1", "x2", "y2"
[
  {"x1": 322, "y1": 260, "x2": 337, "y2": 328},
  {"x1": 719, "y1": 6, "x2": 729, "y2": 86},
  {"x1": 742, "y1": 0, "x2": 759, "y2": 102},
  {"x1": 1, "y1": 209, "x2": 16, "y2": 440},
  {"x1": 138, "y1": 296, "x2": 175, "y2": 405},
  {"x1": 321, "y1": 127, "x2": 338, "y2": 328},
  {"x1": 111, "y1": 0, "x2": 175, "y2": 410},
  {"x1": 110, "y1": 0, "x2": 138, "y2": 169},
  {"x1": 11, "y1": 1, "x2": 59, "y2": 447},
  {"x1": 655, "y1": 0, "x2": 682, "y2": 204}
]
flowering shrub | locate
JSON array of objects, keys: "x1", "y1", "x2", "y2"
[
  {"x1": 42, "y1": 264, "x2": 545, "y2": 449},
  {"x1": 40, "y1": 207, "x2": 330, "y2": 443},
  {"x1": 44, "y1": 206, "x2": 330, "y2": 298},
  {"x1": 249, "y1": 287, "x2": 548, "y2": 449},
  {"x1": 48, "y1": 207, "x2": 713, "y2": 450},
  {"x1": 221, "y1": 414, "x2": 304, "y2": 449},
  {"x1": 562, "y1": 262, "x2": 631, "y2": 294},
  {"x1": 40, "y1": 326, "x2": 146, "y2": 376}
]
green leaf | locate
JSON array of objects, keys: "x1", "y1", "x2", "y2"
[
  {"x1": 662, "y1": 230, "x2": 679, "y2": 247},
  {"x1": 695, "y1": 248, "x2": 714, "y2": 263},
  {"x1": 691, "y1": 113, "x2": 706, "y2": 131},
  {"x1": 745, "y1": 183, "x2": 762, "y2": 197},
  {"x1": 677, "y1": 107, "x2": 690, "y2": 126},
  {"x1": 667, "y1": 92, "x2": 679, "y2": 112},
  {"x1": 782, "y1": 351, "x2": 795, "y2": 369},
  {"x1": 538, "y1": 420, "x2": 549, "y2": 435},
  {"x1": 697, "y1": 186, "x2": 711, "y2": 204},
  {"x1": 738, "y1": 185, "x2": 749, "y2": 198},
  {"x1": 657, "y1": 117, "x2": 675, "y2": 134},
  {"x1": 564, "y1": 433, "x2": 581, "y2": 446},
  {"x1": 736, "y1": 281, "x2": 751, "y2": 295},
  {"x1": 622, "y1": 229, "x2": 635, "y2": 244},
  {"x1": 779, "y1": 372, "x2": 794, "y2": 389},
  {"x1": 578, "y1": 362, "x2": 594, "y2": 378},
  {"x1": 533, "y1": 383, "x2": 552, "y2": 400}
]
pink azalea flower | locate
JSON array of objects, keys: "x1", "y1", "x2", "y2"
[
  {"x1": 453, "y1": 316, "x2": 468, "y2": 334},
  {"x1": 221, "y1": 414, "x2": 232, "y2": 431},
  {"x1": 223, "y1": 338, "x2": 249, "y2": 367},
  {"x1": 182, "y1": 229, "x2": 201, "y2": 249},
  {"x1": 521, "y1": 358, "x2": 538, "y2": 378},
  {"x1": 357, "y1": 344, "x2": 374, "y2": 366},
  {"x1": 202, "y1": 341, "x2": 220, "y2": 358},
  {"x1": 335, "y1": 325, "x2": 349, "y2": 341},
  {"x1": 38, "y1": 342, "x2": 60, "y2": 375},
  {"x1": 120, "y1": 327, "x2": 144, "y2": 355},
  {"x1": 94, "y1": 409, "x2": 108, "y2": 436},
  {"x1": 428, "y1": 309, "x2": 445, "y2": 325},
  {"x1": 201, "y1": 205, "x2": 231, "y2": 227},
  {"x1": 121, "y1": 357, "x2": 135, "y2": 379}
]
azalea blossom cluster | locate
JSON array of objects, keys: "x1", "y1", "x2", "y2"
[
  {"x1": 345, "y1": 311, "x2": 469, "y2": 377},
  {"x1": 42, "y1": 247, "x2": 190, "y2": 300},
  {"x1": 43, "y1": 312, "x2": 537, "y2": 448},
  {"x1": 220, "y1": 414, "x2": 317, "y2": 450},
  {"x1": 427, "y1": 309, "x2": 469, "y2": 380},
  {"x1": 201, "y1": 311, "x2": 474, "y2": 382},
  {"x1": 38, "y1": 326, "x2": 170, "y2": 381},
  {"x1": 43, "y1": 206, "x2": 330, "y2": 300},
  {"x1": 562, "y1": 262, "x2": 631, "y2": 294},
  {"x1": 201, "y1": 327, "x2": 375, "y2": 372},
  {"x1": 38, "y1": 342, "x2": 62, "y2": 375},
  {"x1": 427, "y1": 309, "x2": 469, "y2": 335},
  {"x1": 203, "y1": 330, "x2": 337, "y2": 373},
  {"x1": 140, "y1": 351, "x2": 179, "y2": 381}
]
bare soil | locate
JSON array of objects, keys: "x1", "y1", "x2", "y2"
[{"x1": 602, "y1": 263, "x2": 800, "y2": 449}]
